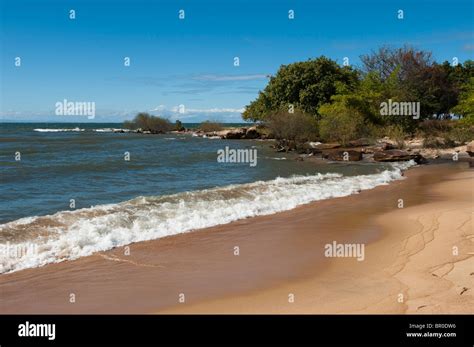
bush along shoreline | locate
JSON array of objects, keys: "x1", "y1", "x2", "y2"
[{"x1": 123, "y1": 46, "x2": 473, "y2": 165}]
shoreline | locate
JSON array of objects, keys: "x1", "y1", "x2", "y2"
[
  {"x1": 162, "y1": 163, "x2": 474, "y2": 314},
  {"x1": 8, "y1": 122, "x2": 474, "y2": 166},
  {"x1": 0, "y1": 162, "x2": 471, "y2": 313},
  {"x1": 29, "y1": 124, "x2": 474, "y2": 164}
]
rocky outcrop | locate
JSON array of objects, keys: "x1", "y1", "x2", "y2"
[
  {"x1": 322, "y1": 149, "x2": 363, "y2": 161},
  {"x1": 466, "y1": 140, "x2": 474, "y2": 157},
  {"x1": 374, "y1": 149, "x2": 426, "y2": 163},
  {"x1": 212, "y1": 128, "x2": 247, "y2": 139},
  {"x1": 189, "y1": 125, "x2": 273, "y2": 140},
  {"x1": 208, "y1": 127, "x2": 267, "y2": 139},
  {"x1": 363, "y1": 142, "x2": 396, "y2": 154},
  {"x1": 243, "y1": 126, "x2": 260, "y2": 139}
]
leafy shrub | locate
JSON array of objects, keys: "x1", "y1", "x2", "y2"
[
  {"x1": 418, "y1": 120, "x2": 453, "y2": 135},
  {"x1": 381, "y1": 125, "x2": 407, "y2": 148},
  {"x1": 124, "y1": 112, "x2": 172, "y2": 133},
  {"x1": 265, "y1": 109, "x2": 318, "y2": 143},
  {"x1": 422, "y1": 136, "x2": 453, "y2": 148},
  {"x1": 447, "y1": 125, "x2": 474, "y2": 144},
  {"x1": 318, "y1": 101, "x2": 365, "y2": 145},
  {"x1": 417, "y1": 119, "x2": 473, "y2": 146},
  {"x1": 458, "y1": 114, "x2": 474, "y2": 127}
]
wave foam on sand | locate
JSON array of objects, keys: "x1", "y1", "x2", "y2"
[{"x1": 0, "y1": 161, "x2": 415, "y2": 273}]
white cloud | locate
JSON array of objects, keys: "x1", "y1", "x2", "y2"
[
  {"x1": 150, "y1": 105, "x2": 243, "y2": 114},
  {"x1": 148, "y1": 105, "x2": 245, "y2": 122},
  {"x1": 150, "y1": 104, "x2": 167, "y2": 111}
]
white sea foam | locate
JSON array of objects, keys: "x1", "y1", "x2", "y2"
[
  {"x1": 94, "y1": 128, "x2": 130, "y2": 133},
  {"x1": 34, "y1": 128, "x2": 85, "y2": 132},
  {"x1": 93, "y1": 128, "x2": 113, "y2": 132},
  {"x1": 0, "y1": 161, "x2": 416, "y2": 274}
]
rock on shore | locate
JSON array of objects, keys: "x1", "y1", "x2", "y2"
[
  {"x1": 467, "y1": 140, "x2": 474, "y2": 157},
  {"x1": 194, "y1": 126, "x2": 265, "y2": 140},
  {"x1": 373, "y1": 149, "x2": 426, "y2": 164}
]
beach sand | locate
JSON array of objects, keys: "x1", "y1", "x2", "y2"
[{"x1": 0, "y1": 162, "x2": 472, "y2": 314}]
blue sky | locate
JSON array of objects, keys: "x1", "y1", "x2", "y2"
[{"x1": 1, "y1": 0, "x2": 473, "y2": 122}]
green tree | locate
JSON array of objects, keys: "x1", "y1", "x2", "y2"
[
  {"x1": 360, "y1": 47, "x2": 473, "y2": 121},
  {"x1": 243, "y1": 57, "x2": 358, "y2": 121},
  {"x1": 452, "y1": 77, "x2": 474, "y2": 125}
]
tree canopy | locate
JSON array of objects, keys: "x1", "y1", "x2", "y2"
[
  {"x1": 242, "y1": 47, "x2": 474, "y2": 128},
  {"x1": 242, "y1": 56, "x2": 359, "y2": 121}
]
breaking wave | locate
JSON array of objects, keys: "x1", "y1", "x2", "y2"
[{"x1": 0, "y1": 161, "x2": 415, "y2": 273}]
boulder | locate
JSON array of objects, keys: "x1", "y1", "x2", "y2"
[
  {"x1": 374, "y1": 149, "x2": 426, "y2": 164},
  {"x1": 215, "y1": 128, "x2": 246, "y2": 139},
  {"x1": 466, "y1": 140, "x2": 474, "y2": 157},
  {"x1": 244, "y1": 126, "x2": 260, "y2": 139},
  {"x1": 214, "y1": 130, "x2": 228, "y2": 137},
  {"x1": 322, "y1": 149, "x2": 362, "y2": 161},
  {"x1": 314, "y1": 143, "x2": 341, "y2": 150},
  {"x1": 365, "y1": 142, "x2": 396, "y2": 153},
  {"x1": 226, "y1": 128, "x2": 246, "y2": 139}
]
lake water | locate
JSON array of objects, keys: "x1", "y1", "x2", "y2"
[{"x1": 0, "y1": 122, "x2": 414, "y2": 273}]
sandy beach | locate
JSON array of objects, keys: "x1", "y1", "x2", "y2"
[{"x1": 0, "y1": 162, "x2": 472, "y2": 314}]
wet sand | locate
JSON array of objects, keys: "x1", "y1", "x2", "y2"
[{"x1": 0, "y1": 162, "x2": 472, "y2": 313}]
